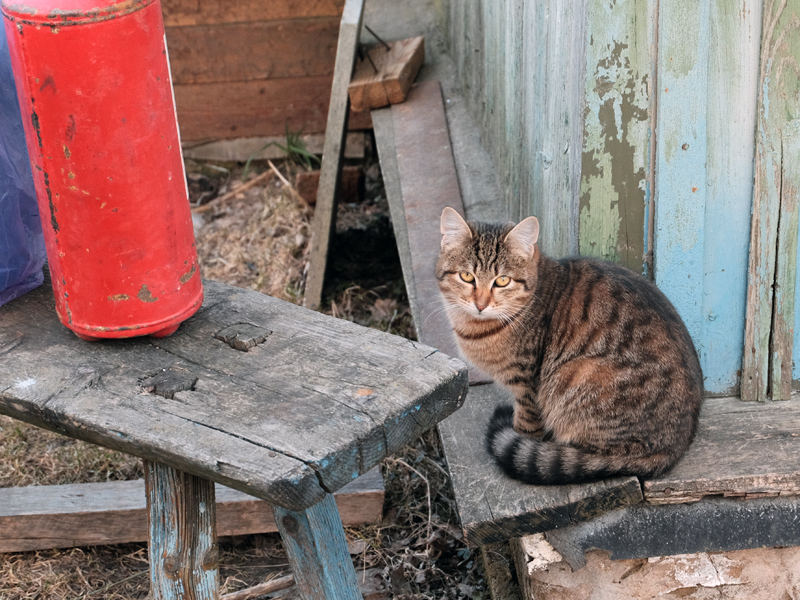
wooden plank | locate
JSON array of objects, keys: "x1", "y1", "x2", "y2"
[
  {"x1": 165, "y1": 19, "x2": 340, "y2": 85},
  {"x1": 182, "y1": 133, "x2": 366, "y2": 162},
  {"x1": 644, "y1": 395, "x2": 800, "y2": 504},
  {"x1": 161, "y1": 0, "x2": 345, "y2": 27},
  {"x1": 389, "y1": 80, "x2": 464, "y2": 360},
  {"x1": 438, "y1": 384, "x2": 643, "y2": 547},
  {"x1": 653, "y1": 0, "x2": 710, "y2": 355},
  {"x1": 742, "y1": 0, "x2": 800, "y2": 400},
  {"x1": 273, "y1": 494, "x2": 361, "y2": 600},
  {"x1": 579, "y1": 0, "x2": 652, "y2": 273},
  {"x1": 348, "y1": 37, "x2": 425, "y2": 111},
  {"x1": 0, "y1": 468, "x2": 384, "y2": 553},
  {"x1": 772, "y1": 123, "x2": 800, "y2": 399},
  {"x1": 173, "y1": 78, "x2": 372, "y2": 143},
  {"x1": 304, "y1": 0, "x2": 364, "y2": 310},
  {"x1": 0, "y1": 276, "x2": 467, "y2": 511},
  {"x1": 702, "y1": 0, "x2": 762, "y2": 395},
  {"x1": 145, "y1": 462, "x2": 218, "y2": 600}
]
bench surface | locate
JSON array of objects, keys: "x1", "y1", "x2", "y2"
[{"x1": 0, "y1": 274, "x2": 467, "y2": 512}]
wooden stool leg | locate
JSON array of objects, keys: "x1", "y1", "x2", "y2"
[
  {"x1": 273, "y1": 493, "x2": 361, "y2": 599},
  {"x1": 144, "y1": 461, "x2": 219, "y2": 600}
]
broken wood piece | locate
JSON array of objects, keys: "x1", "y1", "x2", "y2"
[
  {"x1": 221, "y1": 574, "x2": 295, "y2": 600},
  {"x1": 192, "y1": 170, "x2": 273, "y2": 214},
  {"x1": 0, "y1": 467, "x2": 385, "y2": 553},
  {"x1": 349, "y1": 36, "x2": 425, "y2": 111},
  {"x1": 296, "y1": 166, "x2": 363, "y2": 206}
]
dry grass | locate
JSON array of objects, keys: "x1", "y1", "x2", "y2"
[{"x1": 0, "y1": 156, "x2": 487, "y2": 599}]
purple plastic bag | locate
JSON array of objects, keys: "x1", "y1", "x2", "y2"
[{"x1": 0, "y1": 23, "x2": 46, "y2": 307}]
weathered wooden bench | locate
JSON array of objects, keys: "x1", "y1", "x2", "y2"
[
  {"x1": 0, "y1": 273, "x2": 468, "y2": 599},
  {"x1": 373, "y1": 77, "x2": 800, "y2": 595}
]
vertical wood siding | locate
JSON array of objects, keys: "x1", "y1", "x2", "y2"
[
  {"x1": 579, "y1": 0, "x2": 654, "y2": 273},
  {"x1": 445, "y1": 0, "x2": 799, "y2": 395}
]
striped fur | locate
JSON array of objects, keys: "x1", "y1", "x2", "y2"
[{"x1": 436, "y1": 208, "x2": 704, "y2": 485}]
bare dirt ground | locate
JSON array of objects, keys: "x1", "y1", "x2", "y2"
[{"x1": 0, "y1": 144, "x2": 489, "y2": 599}]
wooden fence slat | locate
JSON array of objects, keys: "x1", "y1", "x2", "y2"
[
  {"x1": 772, "y1": 122, "x2": 800, "y2": 399},
  {"x1": 743, "y1": 0, "x2": 800, "y2": 401},
  {"x1": 161, "y1": 0, "x2": 345, "y2": 27},
  {"x1": 653, "y1": 0, "x2": 711, "y2": 354},
  {"x1": 579, "y1": 0, "x2": 653, "y2": 273},
  {"x1": 145, "y1": 462, "x2": 219, "y2": 600},
  {"x1": 701, "y1": 0, "x2": 762, "y2": 396}
]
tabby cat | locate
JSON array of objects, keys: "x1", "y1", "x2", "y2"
[{"x1": 436, "y1": 207, "x2": 703, "y2": 485}]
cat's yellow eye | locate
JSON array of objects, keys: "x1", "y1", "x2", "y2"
[
  {"x1": 494, "y1": 276, "x2": 511, "y2": 287},
  {"x1": 459, "y1": 272, "x2": 475, "y2": 283}
]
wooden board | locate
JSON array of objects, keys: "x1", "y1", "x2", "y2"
[
  {"x1": 438, "y1": 384, "x2": 643, "y2": 546},
  {"x1": 388, "y1": 80, "x2": 465, "y2": 364},
  {"x1": 161, "y1": 0, "x2": 345, "y2": 27},
  {"x1": 644, "y1": 395, "x2": 800, "y2": 504},
  {"x1": 173, "y1": 78, "x2": 372, "y2": 142},
  {"x1": 0, "y1": 468, "x2": 384, "y2": 553},
  {"x1": 743, "y1": 0, "x2": 800, "y2": 400},
  {"x1": 0, "y1": 276, "x2": 467, "y2": 512},
  {"x1": 578, "y1": 0, "x2": 653, "y2": 273},
  {"x1": 165, "y1": 19, "x2": 341, "y2": 85},
  {"x1": 304, "y1": 0, "x2": 364, "y2": 309},
  {"x1": 348, "y1": 37, "x2": 425, "y2": 111},
  {"x1": 182, "y1": 133, "x2": 366, "y2": 162}
]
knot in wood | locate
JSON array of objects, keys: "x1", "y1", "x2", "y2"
[
  {"x1": 214, "y1": 323, "x2": 272, "y2": 352},
  {"x1": 281, "y1": 515, "x2": 300, "y2": 535},
  {"x1": 163, "y1": 554, "x2": 181, "y2": 578}
]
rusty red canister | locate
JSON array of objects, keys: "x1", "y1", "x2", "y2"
[{"x1": 2, "y1": 0, "x2": 202, "y2": 340}]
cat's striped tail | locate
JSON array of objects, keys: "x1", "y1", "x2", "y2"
[{"x1": 485, "y1": 405, "x2": 666, "y2": 485}]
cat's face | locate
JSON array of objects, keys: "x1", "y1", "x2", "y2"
[{"x1": 436, "y1": 207, "x2": 540, "y2": 322}]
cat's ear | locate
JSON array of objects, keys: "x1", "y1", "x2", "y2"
[
  {"x1": 504, "y1": 216, "x2": 539, "y2": 258},
  {"x1": 440, "y1": 207, "x2": 472, "y2": 250}
]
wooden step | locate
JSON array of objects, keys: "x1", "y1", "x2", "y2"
[{"x1": 373, "y1": 77, "x2": 800, "y2": 551}]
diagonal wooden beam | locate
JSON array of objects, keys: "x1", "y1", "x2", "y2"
[{"x1": 305, "y1": 0, "x2": 365, "y2": 310}]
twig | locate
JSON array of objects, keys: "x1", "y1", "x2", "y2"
[
  {"x1": 221, "y1": 574, "x2": 295, "y2": 600},
  {"x1": 364, "y1": 24, "x2": 391, "y2": 51},
  {"x1": 192, "y1": 170, "x2": 274, "y2": 214},
  {"x1": 268, "y1": 160, "x2": 312, "y2": 212},
  {"x1": 78, "y1": 570, "x2": 148, "y2": 598},
  {"x1": 386, "y1": 457, "x2": 432, "y2": 543}
]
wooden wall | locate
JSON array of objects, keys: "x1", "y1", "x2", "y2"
[
  {"x1": 161, "y1": 0, "x2": 371, "y2": 142},
  {"x1": 444, "y1": 0, "x2": 800, "y2": 397}
]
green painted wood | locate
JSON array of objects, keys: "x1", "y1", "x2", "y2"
[
  {"x1": 579, "y1": 0, "x2": 653, "y2": 273},
  {"x1": 743, "y1": 0, "x2": 800, "y2": 401},
  {"x1": 145, "y1": 462, "x2": 219, "y2": 600},
  {"x1": 772, "y1": 121, "x2": 800, "y2": 399},
  {"x1": 273, "y1": 493, "x2": 361, "y2": 600}
]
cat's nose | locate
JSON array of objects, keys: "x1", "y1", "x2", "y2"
[{"x1": 475, "y1": 301, "x2": 489, "y2": 312}]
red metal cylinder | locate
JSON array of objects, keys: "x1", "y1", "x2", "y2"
[{"x1": 2, "y1": 0, "x2": 202, "y2": 339}]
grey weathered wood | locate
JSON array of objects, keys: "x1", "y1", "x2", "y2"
[
  {"x1": 438, "y1": 383, "x2": 643, "y2": 546},
  {"x1": 644, "y1": 395, "x2": 800, "y2": 504},
  {"x1": 771, "y1": 122, "x2": 800, "y2": 400},
  {"x1": 145, "y1": 461, "x2": 219, "y2": 600},
  {"x1": 273, "y1": 493, "x2": 361, "y2": 600},
  {"x1": 742, "y1": 0, "x2": 800, "y2": 401},
  {"x1": 0, "y1": 276, "x2": 467, "y2": 511},
  {"x1": 0, "y1": 468, "x2": 384, "y2": 553},
  {"x1": 481, "y1": 541, "x2": 523, "y2": 600},
  {"x1": 545, "y1": 495, "x2": 800, "y2": 570},
  {"x1": 305, "y1": 0, "x2": 365, "y2": 310}
]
